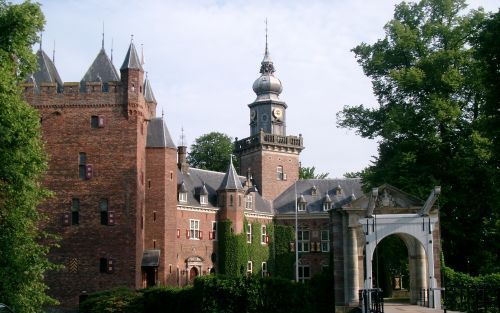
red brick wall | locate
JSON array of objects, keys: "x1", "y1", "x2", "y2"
[
  {"x1": 240, "y1": 149, "x2": 299, "y2": 201},
  {"x1": 23, "y1": 76, "x2": 149, "y2": 308}
]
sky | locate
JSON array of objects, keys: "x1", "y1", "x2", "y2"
[{"x1": 35, "y1": 0, "x2": 498, "y2": 178}]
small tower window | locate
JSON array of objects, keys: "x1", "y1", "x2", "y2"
[
  {"x1": 71, "y1": 198, "x2": 80, "y2": 225},
  {"x1": 245, "y1": 195, "x2": 253, "y2": 210},
  {"x1": 100, "y1": 198, "x2": 108, "y2": 225},
  {"x1": 246, "y1": 224, "x2": 252, "y2": 243},
  {"x1": 261, "y1": 225, "x2": 267, "y2": 244},
  {"x1": 79, "y1": 153, "x2": 87, "y2": 179},
  {"x1": 276, "y1": 166, "x2": 284, "y2": 180}
]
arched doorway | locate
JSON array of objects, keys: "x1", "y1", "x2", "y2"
[
  {"x1": 370, "y1": 233, "x2": 427, "y2": 304},
  {"x1": 189, "y1": 266, "x2": 199, "y2": 283}
]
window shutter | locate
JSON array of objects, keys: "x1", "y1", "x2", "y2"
[
  {"x1": 289, "y1": 242, "x2": 295, "y2": 252},
  {"x1": 176, "y1": 229, "x2": 180, "y2": 238},
  {"x1": 199, "y1": 231, "x2": 203, "y2": 240},
  {"x1": 208, "y1": 232, "x2": 213, "y2": 240},
  {"x1": 107, "y1": 211, "x2": 115, "y2": 226},
  {"x1": 85, "y1": 164, "x2": 93, "y2": 179},
  {"x1": 266, "y1": 235, "x2": 270, "y2": 244},
  {"x1": 98, "y1": 116, "x2": 105, "y2": 128},
  {"x1": 107, "y1": 259, "x2": 114, "y2": 273},
  {"x1": 186, "y1": 229, "x2": 190, "y2": 239},
  {"x1": 62, "y1": 213, "x2": 70, "y2": 226}
]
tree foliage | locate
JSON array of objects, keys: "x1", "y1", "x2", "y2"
[
  {"x1": 0, "y1": 1, "x2": 57, "y2": 312},
  {"x1": 299, "y1": 166, "x2": 329, "y2": 180},
  {"x1": 187, "y1": 132, "x2": 238, "y2": 173},
  {"x1": 337, "y1": 0, "x2": 499, "y2": 273}
]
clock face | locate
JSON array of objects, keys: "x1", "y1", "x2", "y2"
[
  {"x1": 272, "y1": 108, "x2": 283, "y2": 119},
  {"x1": 250, "y1": 110, "x2": 257, "y2": 121}
]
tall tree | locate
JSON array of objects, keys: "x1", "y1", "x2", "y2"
[
  {"x1": 299, "y1": 166, "x2": 329, "y2": 179},
  {"x1": 188, "y1": 132, "x2": 238, "y2": 173},
  {"x1": 0, "y1": 1, "x2": 57, "y2": 312},
  {"x1": 337, "y1": 0, "x2": 498, "y2": 273}
]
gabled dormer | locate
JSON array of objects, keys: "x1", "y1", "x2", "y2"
[
  {"x1": 198, "y1": 183, "x2": 208, "y2": 206},
  {"x1": 323, "y1": 193, "x2": 332, "y2": 211},
  {"x1": 297, "y1": 194, "x2": 307, "y2": 212},
  {"x1": 178, "y1": 181, "x2": 188, "y2": 203}
]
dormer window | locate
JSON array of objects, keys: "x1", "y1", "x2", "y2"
[
  {"x1": 323, "y1": 203, "x2": 330, "y2": 211},
  {"x1": 335, "y1": 185, "x2": 343, "y2": 196},
  {"x1": 200, "y1": 195, "x2": 208, "y2": 205},
  {"x1": 245, "y1": 195, "x2": 253, "y2": 210},
  {"x1": 311, "y1": 185, "x2": 317, "y2": 196},
  {"x1": 179, "y1": 192, "x2": 187, "y2": 203},
  {"x1": 297, "y1": 195, "x2": 307, "y2": 211}
]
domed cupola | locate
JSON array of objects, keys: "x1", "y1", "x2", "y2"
[{"x1": 252, "y1": 40, "x2": 283, "y2": 102}]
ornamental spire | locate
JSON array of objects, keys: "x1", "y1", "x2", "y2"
[{"x1": 260, "y1": 18, "x2": 275, "y2": 74}]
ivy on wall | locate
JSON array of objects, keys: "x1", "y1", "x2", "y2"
[{"x1": 217, "y1": 219, "x2": 295, "y2": 279}]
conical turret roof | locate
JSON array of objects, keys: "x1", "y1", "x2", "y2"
[
  {"x1": 30, "y1": 49, "x2": 63, "y2": 89},
  {"x1": 219, "y1": 157, "x2": 243, "y2": 190},
  {"x1": 82, "y1": 48, "x2": 119, "y2": 83},
  {"x1": 143, "y1": 76, "x2": 156, "y2": 102},
  {"x1": 120, "y1": 41, "x2": 143, "y2": 71},
  {"x1": 146, "y1": 117, "x2": 175, "y2": 148}
]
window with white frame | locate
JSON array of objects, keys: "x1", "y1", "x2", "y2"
[
  {"x1": 179, "y1": 192, "x2": 187, "y2": 203},
  {"x1": 212, "y1": 221, "x2": 217, "y2": 241},
  {"x1": 322, "y1": 202, "x2": 330, "y2": 211},
  {"x1": 247, "y1": 261, "x2": 253, "y2": 275},
  {"x1": 297, "y1": 230, "x2": 310, "y2": 252},
  {"x1": 261, "y1": 225, "x2": 267, "y2": 244},
  {"x1": 261, "y1": 262, "x2": 267, "y2": 277},
  {"x1": 189, "y1": 219, "x2": 200, "y2": 239},
  {"x1": 245, "y1": 195, "x2": 253, "y2": 210},
  {"x1": 298, "y1": 202, "x2": 306, "y2": 211},
  {"x1": 276, "y1": 166, "x2": 284, "y2": 180},
  {"x1": 200, "y1": 195, "x2": 207, "y2": 205},
  {"x1": 298, "y1": 265, "x2": 310, "y2": 282},
  {"x1": 246, "y1": 223, "x2": 252, "y2": 243},
  {"x1": 321, "y1": 230, "x2": 330, "y2": 252}
]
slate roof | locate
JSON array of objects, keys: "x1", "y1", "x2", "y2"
[
  {"x1": 120, "y1": 42, "x2": 143, "y2": 71},
  {"x1": 144, "y1": 77, "x2": 156, "y2": 102},
  {"x1": 219, "y1": 159, "x2": 243, "y2": 190},
  {"x1": 146, "y1": 118, "x2": 176, "y2": 148},
  {"x1": 177, "y1": 167, "x2": 272, "y2": 214},
  {"x1": 273, "y1": 178, "x2": 363, "y2": 214},
  {"x1": 81, "y1": 48, "x2": 120, "y2": 83},
  {"x1": 30, "y1": 49, "x2": 63, "y2": 90}
]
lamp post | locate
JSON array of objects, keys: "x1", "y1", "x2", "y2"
[{"x1": 295, "y1": 180, "x2": 299, "y2": 282}]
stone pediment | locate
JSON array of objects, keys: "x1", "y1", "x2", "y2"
[{"x1": 344, "y1": 184, "x2": 423, "y2": 213}]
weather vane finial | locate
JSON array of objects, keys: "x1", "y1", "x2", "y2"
[{"x1": 265, "y1": 18, "x2": 268, "y2": 53}]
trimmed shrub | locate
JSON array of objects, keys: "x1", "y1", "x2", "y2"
[{"x1": 79, "y1": 287, "x2": 143, "y2": 313}]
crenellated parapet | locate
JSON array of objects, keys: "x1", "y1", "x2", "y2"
[{"x1": 234, "y1": 130, "x2": 304, "y2": 155}]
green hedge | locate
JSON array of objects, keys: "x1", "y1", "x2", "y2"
[{"x1": 80, "y1": 274, "x2": 334, "y2": 313}]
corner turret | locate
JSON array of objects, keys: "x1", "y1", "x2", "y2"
[
  {"x1": 120, "y1": 38, "x2": 144, "y2": 107},
  {"x1": 217, "y1": 157, "x2": 246, "y2": 233}
]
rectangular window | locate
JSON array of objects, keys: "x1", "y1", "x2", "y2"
[
  {"x1": 262, "y1": 262, "x2": 267, "y2": 277},
  {"x1": 298, "y1": 265, "x2": 311, "y2": 282},
  {"x1": 298, "y1": 202, "x2": 306, "y2": 211},
  {"x1": 91, "y1": 116, "x2": 99, "y2": 128},
  {"x1": 321, "y1": 230, "x2": 330, "y2": 252},
  {"x1": 246, "y1": 223, "x2": 252, "y2": 243},
  {"x1": 99, "y1": 258, "x2": 107, "y2": 273},
  {"x1": 298, "y1": 230, "x2": 310, "y2": 252},
  {"x1": 100, "y1": 198, "x2": 108, "y2": 225},
  {"x1": 200, "y1": 195, "x2": 207, "y2": 205},
  {"x1": 79, "y1": 153, "x2": 87, "y2": 179},
  {"x1": 71, "y1": 198, "x2": 80, "y2": 225},
  {"x1": 323, "y1": 203, "x2": 330, "y2": 211},
  {"x1": 245, "y1": 195, "x2": 253, "y2": 210},
  {"x1": 276, "y1": 166, "x2": 284, "y2": 180},
  {"x1": 190, "y1": 219, "x2": 200, "y2": 239},
  {"x1": 179, "y1": 192, "x2": 187, "y2": 203},
  {"x1": 212, "y1": 221, "x2": 217, "y2": 241},
  {"x1": 247, "y1": 261, "x2": 253, "y2": 275},
  {"x1": 261, "y1": 225, "x2": 267, "y2": 244}
]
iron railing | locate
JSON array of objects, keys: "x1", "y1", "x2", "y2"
[{"x1": 359, "y1": 288, "x2": 384, "y2": 313}]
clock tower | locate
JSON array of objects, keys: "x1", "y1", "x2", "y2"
[{"x1": 235, "y1": 37, "x2": 304, "y2": 201}]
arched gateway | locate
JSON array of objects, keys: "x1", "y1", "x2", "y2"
[{"x1": 331, "y1": 184, "x2": 442, "y2": 311}]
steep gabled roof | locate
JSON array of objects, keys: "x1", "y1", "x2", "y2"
[
  {"x1": 219, "y1": 159, "x2": 243, "y2": 190},
  {"x1": 81, "y1": 48, "x2": 119, "y2": 83},
  {"x1": 120, "y1": 42, "x2": 143, "y2": 71},
  {"x1": 31, "y1": 49, "x2": 63, "y2": 89},
  {"x1": 144, "y1": 77, "x2": 156, "y2": 102},
  {"x1": 146, "y1": 118, "x2": 176, "y2": 148}
]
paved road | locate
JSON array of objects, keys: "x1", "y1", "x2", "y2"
[{"x1": 384, "y1": 303, "x2": 461, "y2": 313}]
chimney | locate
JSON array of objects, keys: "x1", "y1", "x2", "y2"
[{"x1": 177, "y1": 146, "x2": 189, "y2": 174}]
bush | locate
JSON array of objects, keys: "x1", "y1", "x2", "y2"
[
  {"x1": 79, "y1": 287, "x2": 143, "y2": 313},
  {"x1": 143, "y1": 286, "x2": 199, "y2": 313}
]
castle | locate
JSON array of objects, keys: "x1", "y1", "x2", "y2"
[{"x1": 22, "y1": 36, "x2": 442, "y2": 311}]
